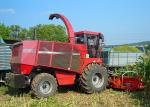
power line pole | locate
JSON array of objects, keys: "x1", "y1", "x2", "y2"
[{"x1": 33, "y1": 28, "x2": 37, "y2": 40}]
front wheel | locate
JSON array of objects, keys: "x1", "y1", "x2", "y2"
[
  {"x1": 80, "y1": 63, "x2": 108, "y2": 93},
  {"x1": 31, "y1": 73, "x2": 57, "y2": 98}
]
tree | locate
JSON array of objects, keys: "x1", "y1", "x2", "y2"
[
  {"x1": 9, "y1": 25, "x2": 21, "y2": 40},
  {"x1": 0, "y1": 23, "x2": 10, "y2": 39},
  {"x1": 29, "y1": 24, "x2": 67, "y2": 42},
  {"x1": 0, "y1": 23, "x2": 67, "y2": 42},
  {"x1": 19, "y1": 28, "x2": 28, "y2": 40},
  {"x1": 0, "y1": 24, "x2": 25, "y2": 40}
]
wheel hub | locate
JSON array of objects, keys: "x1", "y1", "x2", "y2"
[
  {"x1": 39, "y1": 81, "x2": 52, "y2": 94},
  {"x1": 92, "y1": 73, "x2": 104, "y2": 88}
]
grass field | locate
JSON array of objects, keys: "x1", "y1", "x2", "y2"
[{"x1": 0, "y1": 85, "x2": 149, "y2": 107}]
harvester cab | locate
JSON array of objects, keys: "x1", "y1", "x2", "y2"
[{"x1": 75, "y1": 31, "x2": 104, "y2": 58}]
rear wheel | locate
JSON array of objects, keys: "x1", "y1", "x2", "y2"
[
  {"x1": 31, "y1": 73, "x2": 57, "y2": 98},
  {"x1": 80, "y1": 63, "x2": 108, "y2": 93}
]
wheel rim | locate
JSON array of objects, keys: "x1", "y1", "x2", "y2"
[
  {"x1": 92, "y1": 73, "x2": 104, "y2": 88},
  {"x1": 39, "y1": 81, "x2": 52, "y2": 94}
]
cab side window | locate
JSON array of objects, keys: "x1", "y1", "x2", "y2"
[{"x1": 75, "y1": 35, "x2": 84, "y2": 44}]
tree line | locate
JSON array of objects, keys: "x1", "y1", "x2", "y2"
[{"x1": 0, "y1": 23, "x2": 67, "y2": 42}]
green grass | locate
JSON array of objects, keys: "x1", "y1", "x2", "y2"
[
  {"x1": 0, "y1": 86, "x2": 149, "y2": 107},
  {"x1": 112, "y1": 45, "x2": 142, "y2": 52}
]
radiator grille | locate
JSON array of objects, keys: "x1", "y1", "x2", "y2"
[
  {"x1": 11, "y1": 44, "x2": 22, "y2": 64},
  {"x1": 37, "y1": 41, "x2": 81, "y2": 71},
  {"x1": 37, "y1": 42, "x2": 52, "y2": 66},
  {"x1": 12, "y1": 46, "x2": 19, "y2": 56},
  {"x1": 71, "y1": 45, "x2": 80, "y2": 70},
  {"x1": 52, "y1": 43, "x2": 71, "y2": 69}
]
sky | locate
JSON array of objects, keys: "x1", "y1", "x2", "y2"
[{"x1": 0, "y1": 0, "x2": 150, "y2": 45}]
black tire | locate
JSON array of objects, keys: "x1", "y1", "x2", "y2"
[
  {"x1": 80, "y1": 63, "x2": 108, "y2": 93},
  {"x1": 31, "y1": 73, "x2": 57, "y2": 98}
]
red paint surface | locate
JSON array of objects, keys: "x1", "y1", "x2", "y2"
[
  {"x1": 75, "y1": 31, "x2": 102, "y2": 36},
  {"x1": 109, "y1": 76, "x2": 144, "y2": 90},
  {"x1": 55, "y1": 71, "x2": 76, "y2": 85},
  {"x1": 20, "y1": 64, "x2": 33, "y2": 75},
  {"x1": 21, "y1": 40, "x2": 38, "y2": 65}
]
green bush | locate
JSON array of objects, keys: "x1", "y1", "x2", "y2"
[
  {"x1": 145, "y1": 45, "x2": 150, "y2": 53},
  {"x1": 112, "y1": 45, "x2": 142, "y2": 52},
  {"x1": 135, "y1": 52, "x2": 150, "y2": 96}
]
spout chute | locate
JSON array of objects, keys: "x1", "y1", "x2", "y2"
[{"x1": 49, "y1": 13, "x2": 75, "y2": 44}]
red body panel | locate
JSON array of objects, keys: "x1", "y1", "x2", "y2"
[
  {"x1": 11, "y1": 40, "x2": 101, "y2": 71},
  {"x1": 20, "y1": 64, "x2": 33, "y2": 75},
  {"x1": 21, "y1": 40, "x2": 38, "y2": 65},
  {"x1": 11, "y1": 42, "x2": 23, "y2": 64},
  {"x1": 11, "y1": 41, "x2": 38, "y2": 74},
  {"x1": 55, "y1": 71, "x2": 76, "y2": 85}
]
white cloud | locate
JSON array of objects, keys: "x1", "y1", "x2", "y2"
[{"x1": 0, "y1": 8, "x2": 15, "y2": 14}]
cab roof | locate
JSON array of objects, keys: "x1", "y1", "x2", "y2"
[{"x1": 75, "y1": 31, "x2": 102, "y2": 36}]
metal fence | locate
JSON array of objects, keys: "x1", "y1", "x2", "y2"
[
  {"x1": 0, "y1": 44, "x2": 11, "y2": 71},
  {"x1": 102, "y1": 52, "x2": 144, "y2": 67}
]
